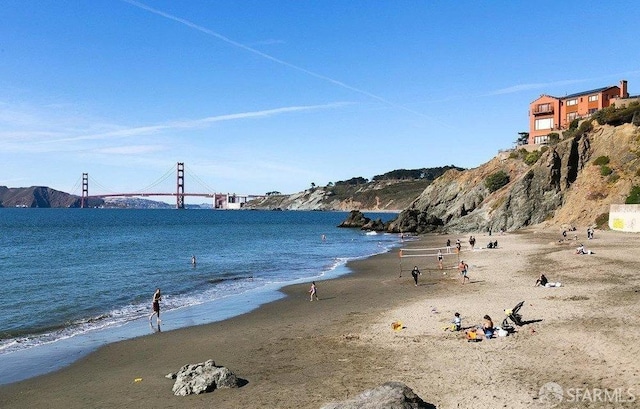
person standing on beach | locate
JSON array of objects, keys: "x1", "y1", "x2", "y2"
[
  {"x1": 446, "y1": 239, "x2": 451, "y2": 254},
  {"x1": 309, "y1": 281, "x2": 318, "y2": 301},
  {"x1": 437, "y1": 250, "x2": 443, "y2": 270},
  {"x1": 149, "y1": 288, "x2": 162, "y2": 325},
  {"x1": 411, "y1": 266, "x2": 421, "y2": 286}
]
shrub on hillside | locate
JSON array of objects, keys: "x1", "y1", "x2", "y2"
[
  {"x1": 524, "y1": 150, "x2": 542, "y2": 165},
  {"x1": 547, "y1": 133, "x2": 560, "y2": 145},
  {"x1": 626, "y1": 186, "x2": 640, "y2": 204},
  {"x1": 563, "y1": 119, "x2": 593, "y2": 139},
  {"x1": 485, "y1": 171, "x2": 510, "y2": 193},
  {"x1": 592, "y1": 102, "x2": 640, "y2": 126},
  {"x1": 600, "y1": 166, "x2": 613, "y2": 176},
  {"x1": 568, "y1": 118, "x2": 580, "y2": 131},
  {"x1": 593, "y1": 156, "x2": 610, "y2": 166}
]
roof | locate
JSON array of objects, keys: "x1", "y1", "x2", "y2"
[{"x1": 563, "y1": 86, "x2": 617, "y2": 100}]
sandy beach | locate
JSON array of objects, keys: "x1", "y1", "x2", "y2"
[{"x1": 1, "y1": 228, "x2": 639, "y2": 408}]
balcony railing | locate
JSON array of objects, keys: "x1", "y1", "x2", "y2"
[{"x1": 532, "y1": 105, "x2": 554, "y2": 115}]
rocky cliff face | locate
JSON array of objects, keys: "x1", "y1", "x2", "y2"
[{"x1": 388, "y1": 123, "x2": 640, "y2": 233}]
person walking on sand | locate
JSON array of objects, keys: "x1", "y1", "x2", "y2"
[
  {"x1": 437, "y1": 250, "x2": 443, "y2": 270},
  {"x1": 309, "y1": 281, "x2": 318, "y2": 301},
  {"x1": 458, "y1": 260, "x2": 469, "y2": 284},
  {"x1": 149, "y1": 288, "x2": 162, "y2": 325},
  {"x1": 411, "y1": 266, "x2": 421, "y2": 286}
]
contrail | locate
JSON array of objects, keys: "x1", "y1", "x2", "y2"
[
  {"x1": 120, "y1": 0, "x2": 434, "y2": 121},
  {"x1": 34, "y1": 102, "x2": 351, "y2": 144}
]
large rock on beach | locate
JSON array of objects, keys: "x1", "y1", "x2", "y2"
[
  {"x1": 337, "y1": 210, "x2": 371, "y2": 228},
  {"x1": 167, "y1": 359, "x2": 242, "y2": 396},
  {"x1": 320, "y1": 381, "x2": 434, "y2": 409}
]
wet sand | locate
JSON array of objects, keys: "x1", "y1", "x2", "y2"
[{"x1": 1, "y1": 228, "x2": 639, "y2": 408}]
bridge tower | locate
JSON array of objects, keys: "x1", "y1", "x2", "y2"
[
  {"x1": 176, "y1": 162, "x2": 185, "y2": 209},
  {"x1": 81, "y1": 173, "x2": 88, "y2": 208}
]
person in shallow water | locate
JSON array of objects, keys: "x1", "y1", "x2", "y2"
[{"x1": 149, "y1": 288, "x2": 162, "y2": 325}]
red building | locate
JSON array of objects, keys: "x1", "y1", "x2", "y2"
[{"x1": 528, "y1": 80, "x2": 629, "y2": 145}]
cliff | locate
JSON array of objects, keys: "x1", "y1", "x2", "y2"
[{"x1": 388, "y1": 122, "x2": 640, "y2": 233}]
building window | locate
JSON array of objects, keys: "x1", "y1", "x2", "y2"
[
  {"x1": 588, "y1": 95, "x2": 598, "y2": 102},
  {"x1": 534, "y1": 118, "x2": 554, "y2": 130},
  {"x1": 534, "y1": 135, "x2": 549, "y2": 145},
  {"x1": 588, "y1": 108, "x2": 597, "y2": 114},
  {"x1": 566, "y1": 99, "x2": 578, "y2": 106},
  {"x1": 567, "y1": 112, "x2": 578, "y2": 122}
]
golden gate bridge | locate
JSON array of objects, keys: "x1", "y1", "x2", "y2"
[{"x1": 78, "y1": 162, "x2": 265, "y2": 209}]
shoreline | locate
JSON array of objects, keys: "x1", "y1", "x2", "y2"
[{"x1": 1, "y1": 228, "x2": 639, "y2": 408}]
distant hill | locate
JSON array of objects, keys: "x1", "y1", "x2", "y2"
[
  {"x1": 0, "y1": 187, "x2": 186, "y2": 209},
  {"x1": 246, "y1": 165, "x2": 464, "y2": 211},
  {"x1": 0, "y1": 186, "x2": 102, "y2": 208}
]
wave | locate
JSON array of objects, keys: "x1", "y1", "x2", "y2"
[{"x1": 0, "y1": 230, "x2": 401, "y2": 359}]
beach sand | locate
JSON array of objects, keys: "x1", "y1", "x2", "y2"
[{"x1": 1, "y1": 228, "x2": 639, "y2": 408}]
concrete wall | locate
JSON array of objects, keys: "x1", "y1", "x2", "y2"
[{"x1": 609, "y1": 204, "x2": 640, "y2": 232}]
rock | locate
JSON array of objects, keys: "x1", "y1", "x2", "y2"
[
  {"x1": 320, "y1": 381, "x2": 434, "y2": 409},
  {"x1": 337, "y1": 210, "x2": 371, "y2": 228},
  {"x1": 170, "y1": 359, "x2": 242, "y2": 396}
]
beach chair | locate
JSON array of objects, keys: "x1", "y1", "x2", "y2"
[{"x1": 502, "y1": 300, "x2": 525, "y2": 329}]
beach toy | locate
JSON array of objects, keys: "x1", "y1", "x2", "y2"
[
  {"x1": 391, "y1": 321, "x2": 403, "y2": 331},
  {"x1": 134, "y1": 378, "x2": 143, "y2": 383}
]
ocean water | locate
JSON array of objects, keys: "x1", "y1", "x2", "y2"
[{"x1": 0, "y1": 209, "x2": 400, "y2": 385}]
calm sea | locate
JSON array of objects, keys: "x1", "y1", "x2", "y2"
[{"x1": 0, "y1": 209, "x2": 400, "y2": 385}]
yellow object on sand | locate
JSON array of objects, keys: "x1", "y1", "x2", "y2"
[
  {"x1": 134, "y1": 378, "x2": 143, "y2": 383},
  {"x1": 465, "y1": 330, "x2": 477, "y2": 341},
  {"x1": 392, "y1": 321, "x2": 403, "y2": 331}
]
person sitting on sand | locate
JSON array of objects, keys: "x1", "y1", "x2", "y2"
[
  {"x1": 482, "y1": 315, "x2": 494, "y2": 339},
  {"x1": 576, "y1": 244, "x2": 586, "y2": 254},
  {"x1": 534, "y1": 273, "x2": 548, "y2": 287}
]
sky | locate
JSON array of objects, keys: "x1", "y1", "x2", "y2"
[{"x1": 2, "y1": 1, "x2": 640, "y2": 203}]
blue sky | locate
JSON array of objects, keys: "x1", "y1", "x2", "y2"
[{"x1": 2, "y1": 1, "x2": 639, "y2": 203}]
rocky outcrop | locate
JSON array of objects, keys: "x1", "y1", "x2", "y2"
[
  {"x1": 388, "y1": 123, "x2": 640, "y2": 233},
  {"x1": 166, "y1": 359, "x2": 243, "y2": 396},
  {"x1": 321, "y1": 381, "x2": 435, "y2": 409},
  {"x1": 338, "y1": 210, "x2": 389, "y2": 231}
]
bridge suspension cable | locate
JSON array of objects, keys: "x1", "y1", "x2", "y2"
[
  {"x1": 184, "y1": 163, "x2": 217, "y2": 194},
  {"x1": 68, "y1": 175, "x2": 82, "y2": 196},
  {"x1": 134, "y1": 165, "x2": 175, "y2": 193},
  {"x1": 88, "y1": 174, "x2": 120, "y2": 194}
]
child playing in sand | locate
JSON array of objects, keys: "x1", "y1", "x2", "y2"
[{"x1": 453, "y1": 312, "x2": 461, "y2": 331}]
